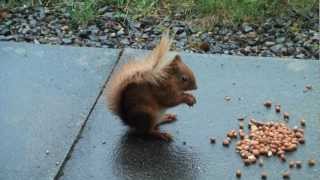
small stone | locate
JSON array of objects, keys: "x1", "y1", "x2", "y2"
[
  {"x1": 110, "y1": 33, "x2": 117, "y2": 38},
  {"x1": 45, "y1": 150, "x2": 50, "y2": 155},
  {"x1": 242, "y1": 23, "x2": 253, "y2": 33},
  {"x1": 308, "y1": 159, "x2": 316, "y2": 166},
  {"x1": 182, "y1": 141, "x2": 186, "y2": 145},
  {"x1": 276, "y1": 37, "x2": 286, "y2": 44},
  {"x1": 270, "y1": 44, "x2": 284, "y2": 54},
  {"x1": 1, "y1": 28, "x2": 10, "y2": 36},
  {"x1": 199, "y1": 42, "x2": 210, "y2": 52},
  {"x1": 62, "y1": 38, "x2": 72, "y2": 45},
  {"x1": 102, "y1": 141, "x2": 106, "y2": 144},
  {"x1": 265, "y1": 41, "x2": 276, "y2": 47},
  {"x1": 224, "y1": 96, "x2": 231, "y2": 101},
  {"x1": 295, "y1": 53, "x2": 305, "y2": 59},
  {"x1": 236, "y1": 169, "x2": 242, "y2": 178},
  {"x1": 55, "y1": 161, "x2": 60, "y2": 166},
  {"x1": 117, "y1": 29, "x2": 125, "y2": 36},
  {"x1": 247, "y1": 32, "x2": 257, "y2": 38},
  {"x1": 283, "y1": 112, "x2": 290, "y2": 119}
]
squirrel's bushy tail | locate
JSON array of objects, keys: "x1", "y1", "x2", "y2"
[{"x1": 105, "y1": 33, "x2": 175, "y2": 115}]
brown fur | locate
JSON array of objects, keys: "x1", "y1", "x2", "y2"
[{"x1": 105, "y1": 34, "x2": 197, "y2": 141}]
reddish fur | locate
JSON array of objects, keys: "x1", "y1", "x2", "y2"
[{"x1": 105, "y1": 34, "x2": 197, "y2": 141}]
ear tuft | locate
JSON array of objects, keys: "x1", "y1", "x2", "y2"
[{"x1": 172, "y1": 55, "x2": 182, "y2": 63}]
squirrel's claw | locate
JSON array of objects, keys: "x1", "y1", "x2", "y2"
[{"x1": 184, "y1": 94, "x2": 196, "y2": 106}]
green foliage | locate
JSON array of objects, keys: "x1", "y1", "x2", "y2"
[
  {"x1": 67, "y1": 0, "x2": 97, "y2": 26},
  {"x1": 188, "y1": 0, "x2": 318, "y2": 23},
  {"x1": 2, "y1": 0, "x2": 318, "y2": 27}
]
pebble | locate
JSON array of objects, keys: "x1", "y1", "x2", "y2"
[
  {"x1": 62, "y1": 38, "x2": 72, "y2": 44},
  {"x1": 242, "y1": 23, "x2": 253, "y2": 33}
]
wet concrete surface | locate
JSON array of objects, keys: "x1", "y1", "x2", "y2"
[
  {"x1": 60, "y1": 49, "x2": 320, "y2": 180},
  {"x1": 0, "y1": 42, "x2": 119, "y2": 180}
]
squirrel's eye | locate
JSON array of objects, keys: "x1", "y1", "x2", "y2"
[{"x1": 181, "y1": 75, "x2": 188, "y2": 82}]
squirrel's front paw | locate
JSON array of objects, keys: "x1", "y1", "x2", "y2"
[{"x1": 183, "y1": 94, "x2": 196, "y2": 106}]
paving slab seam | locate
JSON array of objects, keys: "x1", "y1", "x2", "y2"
[{"x1": 53, "y1": 48, "x2": 124, "y2": 180}]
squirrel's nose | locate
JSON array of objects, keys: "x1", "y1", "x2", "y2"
[{"x1": 193, "y1": 84, "x2": 198, "y2": 90}]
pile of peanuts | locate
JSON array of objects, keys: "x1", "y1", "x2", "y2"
[{"x1": 235, "y1": 120, "x2": 305, "y2": 165}]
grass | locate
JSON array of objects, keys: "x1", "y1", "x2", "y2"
[
  {"x1": 1, "y1": 0, "x2": 319, "y2": 28},
  {"x1": 67, "y1": 0, "x2": 98, "y2": 26}
]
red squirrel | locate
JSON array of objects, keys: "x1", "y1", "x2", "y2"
[{"x1": 105, "y1": 34, "x2": 197, "y2": 141}]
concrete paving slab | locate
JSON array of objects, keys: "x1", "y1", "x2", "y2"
[
  {"x1": 0, "y1": 42, "x2": 119, "y2": 180},
  {"x1": 60, "y1": 49, "x2": 320, "y2": 180}
]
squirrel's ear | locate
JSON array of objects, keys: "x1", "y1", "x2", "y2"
[
  {"x1": 168, "y1": 55, "x2": 181, "y2": 73},
  {"x1": 170, "y1": 55, "x2": 182, "y2": 67},
  {"x1": 172, "y1": 55, "x2": 182, "y2": 64}
]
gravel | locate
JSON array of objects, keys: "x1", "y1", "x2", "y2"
[{"x1": 0, "y1": 6, "x2": 319, "y2": 60}]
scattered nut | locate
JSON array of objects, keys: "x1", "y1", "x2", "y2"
[
  {"x1": 235, "y1": 120, "x2": 304, "y2": 165},
  {"x1": 296, "y1": 161, "x2": 302, "y2": 168},
  {"x1": 261, "y1": 172, "x2": 267, "y2": 179},
  {"x1": 283, "y1": 112, "x2": 290, "y2": 119},
  {"x1": 238, "y1": 130, "x2": 245, "y2": 139},
  {"x1": 300, "y1": 119, "x2": 306, "y2": 127},
  {"x1": 264, "y1": 100, "x2": 272, "y2": 108},
  {"x1": 210, "y1": 138, "x2": 216, "y2": 144},
  {"x1": 236, "y1": 169, "x2": 242, "y2": 178},
  {"x1": 227, "y1": 130, "x2": 238, "y2": 139},
  {"x1": 238, "y1": 116, "x2": 245, "y2": 121},
  {"x1": 239, "y1": 122, "x2": 244, "y2": 129},
  {"x1": 248, "y1": 155, "x2": 257, "y2": 164},
  {"x1": 223, "y1": 139, "x2": 230, "y2": 147},
  {"x1": 289, "y1": 161, "x2": 295, "y2": 168},
  {"x1": 305, "y1": 85, "x2": 312, "y2": 90},
  {"x1": 259, "y1": 159, "x2": 264, "y2": 166},
  {"x1": 308, "y1": 159, "x2": 316, "y2": 166},
  {"x1": 282, "y1": 171, "x2": 290, "y2": 179},
  {"x1": 224, "y1": 96, "x2": 231, "y2": 101},
  {"x1": 275, "y1": 105, "x2": 281, "y2": 113},
  {"x1": 280, "y1": 154, "x2": 286, "y2": 162}
]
